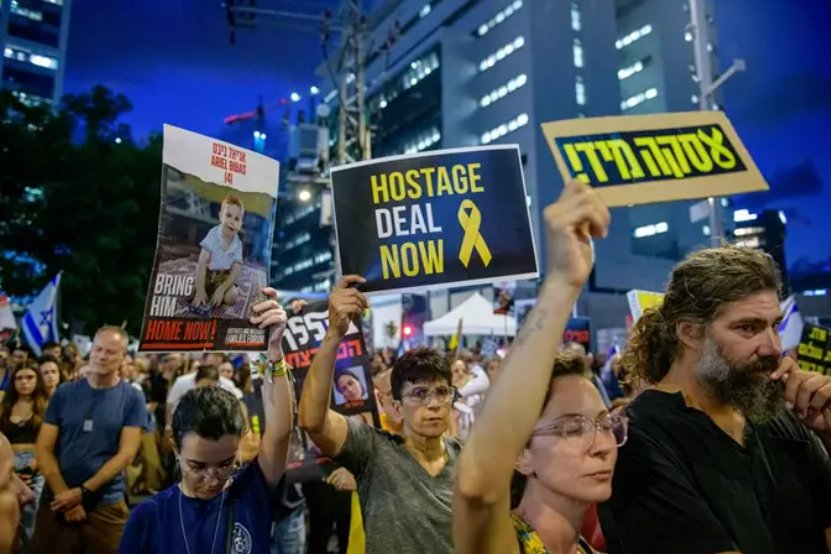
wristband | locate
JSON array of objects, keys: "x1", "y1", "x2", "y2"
[{"x1": 253, "y1": 353, "x2": 291, "y2": 381}]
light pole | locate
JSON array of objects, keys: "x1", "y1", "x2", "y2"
[{"x1": 688, "y1": 0, "x2": 745, "y2": 246}]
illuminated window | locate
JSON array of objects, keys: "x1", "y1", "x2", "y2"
[
  {"x1": 575, "y1": 76, "x2": 586, "y2": 106},
  {"x1": 615, "y1": 24, "x2": 652, "y2": 49},
  {"x1": 476, "y1": 0, "x2": 523, "y2": 37},
  {"x1": 618, "y1": 60, "x2": 644, "y2": 80},
  {"x1": 404, "y1": 127, "x2": 441, "y2": 154},
  {"x1": 571, "y1": 2, "x2": 581, "y2": 31},
  {"x1": 479, "y1": 36, "x2": 525, "y2": 72},
  {"x1": 573, "y1": 39, "x2": 584, "y2": 68},
  {"x1": 3, "y1": 45, "x2": 58, "y2": 70},
  {"x1": 480, "y1": 74, "x2": 527, "y2": 108},
  {"x1": 480, "y1": 113, "x2": 529, "y2": 144},
  {"x1": 633, "y1": 221, "x2": 669, "y2": 238},
  {"x1": 621, "y1": 87, "x2": 657, "y2": 110}
]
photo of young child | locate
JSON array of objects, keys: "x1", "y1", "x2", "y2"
[
  {"x1": 193, "y1": 194, "x2": 245, "y2": 308},
  {"x1": 152, "y1": 165, "x2": 274, "y2": 321}
]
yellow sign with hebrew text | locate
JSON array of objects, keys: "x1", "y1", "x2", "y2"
[{"x1": 541, "y1": 111, "x2": 768, "y2": 207}]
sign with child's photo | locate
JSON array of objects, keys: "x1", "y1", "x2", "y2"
[
  {"x1": 280, "y1": 300, "x2": 380, "y2": 472},
  {"x1": 139, "y1": 125, "x2": 279, "y2": 352}
]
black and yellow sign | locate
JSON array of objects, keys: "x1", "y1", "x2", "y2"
[
  {"x1": 330, "y1": 146, "x2": 538, "y2": 293},
  {"x1": 797, "y1": 323, "x2": 831, "y2": 375},
  {"x1": 541, "y1": 111, "x2": 768, "y2": 207}
]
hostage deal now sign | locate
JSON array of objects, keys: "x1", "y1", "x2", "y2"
[{"x1": 331, "y1": 146, "x2": 538, "y2": 293}]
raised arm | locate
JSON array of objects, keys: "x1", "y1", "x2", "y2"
[
  {"x1": 250, "y1": 289, "x2": 293, "y2": 486},
  {"x1": 454, "y1": 182, "x2": 611, "y2": 554},
  {"x1": 298, "y1": 275, "x2": 368, "y2": 457}
]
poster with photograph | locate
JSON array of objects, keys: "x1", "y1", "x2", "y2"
[
  {"x1": 139, "y1": 125, "x2": 280, "y2": 352},
  {"x1": 281, "y1": 300, "x2": 380, "y2": 471}
]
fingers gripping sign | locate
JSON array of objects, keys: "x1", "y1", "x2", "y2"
[
  {"x1": 543, "y1": 180, "x2": 611, "y2": 290},
  {"x1": 328, "y1": 276, "x2": 369, "y2": 338},
  {"x1": 250, "y1": 287, "x2": 289, "y2": 361}
]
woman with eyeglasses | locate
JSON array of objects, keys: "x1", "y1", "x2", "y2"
[
  {"x1": 119, "y1": 289, "x2": 294, "y2": 554},
  {"x1": 454, "y1": 181, "x2": 617, "y2": 554}
]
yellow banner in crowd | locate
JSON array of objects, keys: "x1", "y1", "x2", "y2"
[
  {"x1": 627, "y1": 289, "x2": 665, "y2": 323},
  {"x1": 541, "y1": 111, "x2": 768, "y2": 207}
]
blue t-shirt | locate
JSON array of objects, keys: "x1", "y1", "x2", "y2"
[
  {"x1": 44, "y1": 379, "x2": 147, "y2": 506},
  {"x1": 119, "y1": 461, "x2": 273, "y2": 554}
]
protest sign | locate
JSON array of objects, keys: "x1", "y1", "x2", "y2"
[
  {"x1": 541, "y1": 111, "x2": 768, "y2": 207},
  {"x1": 331, "y1": 146, "x2": 538, "y2": 294},
  {"x1": 564, "y1": 317, "x2": 592, "y2": 353},
  {"x1": 280, "y1": 301, "x2": 379, "y2": 469},
  {"x1": 627, "y1": 289, "x2": 665, "y2": 322},
  {"x1": 139, "y1": 125, "x2": 279, "y2": 352},
  {"x1": 0, "y1": 295, "x2": 16, "y2": 332},
  {"x1": 796, "y1": 323, "x2": 831, "y2": 375}
]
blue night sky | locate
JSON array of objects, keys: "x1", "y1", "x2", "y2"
[{"x1": 63, "y1": 0, "x2": 831, "y2": 273}]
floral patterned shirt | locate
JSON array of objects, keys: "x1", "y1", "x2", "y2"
[{"x1": 512, "y1": 513, "x2": 596, "y2": 554}]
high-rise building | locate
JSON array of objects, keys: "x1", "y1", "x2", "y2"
[
  {"x1": 598, "y1": 0, "x2": 733, "y2": 291},
  {"x1": 732, "y1": 209, "x2": 788, "y2": 291},
  {"x1": 0, "y1": 0, "x2": 72, "y2": 106}
]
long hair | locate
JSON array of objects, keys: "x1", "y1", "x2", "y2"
[
  {"x1": 0, "y1": 365, "x2": 49, "y2": 427},
  {"x1": 621, "y1": 245, "x2": 782, "y2": 384}
]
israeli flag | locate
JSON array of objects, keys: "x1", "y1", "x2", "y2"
[
  {"x1": 600, "y1": 344, "x2": 621, "y2": 381},
  {"x1": 22, "y1": 273, "x2": 62, "y2": 356},
  {"x1": 779, "y1": 295, "x2": 804, "y2": 352}
]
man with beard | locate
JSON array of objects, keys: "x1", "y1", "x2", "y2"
[{"x1": 604, "y1": 245, "x2": 831, "y2": 554}]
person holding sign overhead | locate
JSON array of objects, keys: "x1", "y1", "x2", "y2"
[
  {"x1": 453, "y1": 181, "x2": 615, "y2": 554},
  {"x1": 118, "y1": 288, "x2": 294, "y2": 554},
  {"x1": 299, "y1": 279, "x2": 461, "y2": 554}
]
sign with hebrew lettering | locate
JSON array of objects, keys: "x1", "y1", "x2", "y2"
[
  {"x1": 796, "y1": 323, "x2": 831, "y2": 375},
  {"x1": 331, "y1": 146, "x2": 538, "y2": 294},
  {"x1": 281, "y1": 300, "x2": 380, "y2": 467},
  {"x1": 139, "y1": 125, "x2": 279, "y2": 352},
  {"x1": 541, "y1": 112, "x2": 768, "y2": 207},
  {"x1": 626, "y1": 289, "x2": 665, "y2": 323}
]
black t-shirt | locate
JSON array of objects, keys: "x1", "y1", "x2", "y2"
[{"x1": 603, "y1": 389, "x2": 831, "y2": 554}]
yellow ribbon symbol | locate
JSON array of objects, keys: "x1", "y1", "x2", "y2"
[{"x1": 457, "y1": 199, "x2": 492, "y2": 268}]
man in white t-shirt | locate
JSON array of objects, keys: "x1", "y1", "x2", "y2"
[{"x1": 165, "y1": 356, "x2": 242, "y2": 429}]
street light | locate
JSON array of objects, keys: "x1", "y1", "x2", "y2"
[
  {"x1": 298, "y1": 189, "x2": 312, "y2": 202},
  {"x1": 290, "y1": 92, "x2": 301, "y2": 102},
  {"x1": 310, "y1": 85, "x2": 320, "y2": 95}
]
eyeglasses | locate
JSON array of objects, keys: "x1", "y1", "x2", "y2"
[
  {"x1": 530, "y1": 414, "x2": 628, "y2": 456},
  {"x1": 179, "y1": 459, "x2": 238, "y2": 481},
  {"x1": 401, "y1": 385, "x2": 456, "y2": 405}
]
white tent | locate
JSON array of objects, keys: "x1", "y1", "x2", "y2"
[{"x1": 424, "y1": 293, "x2": 517, "y2": 337}]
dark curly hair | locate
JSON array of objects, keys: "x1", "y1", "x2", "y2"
[
  {"x1": 390, "y1": 346, "x2": 451, "y2": 400},
  {"x1": 621, "y1": 244, "x2": 781, "y2": 384},
  {"x1": 172, "y1": 386, "x2": 245, "y2": 450}
]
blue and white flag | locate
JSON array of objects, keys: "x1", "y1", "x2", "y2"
[
  {"x1": 22, "y1": 273, "x2": 61, "y2": 356},
  {"x1": 779, "y1": 295, "x2": 804, "y2": 351}
]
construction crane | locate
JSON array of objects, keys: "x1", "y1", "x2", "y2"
[{"x1": 220, "y1": 0, "x2": 403, "y2": 165}]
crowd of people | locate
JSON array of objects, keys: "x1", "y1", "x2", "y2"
[{"x1": 0, "y1": 180, "x2": 829, "y2": 554}]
